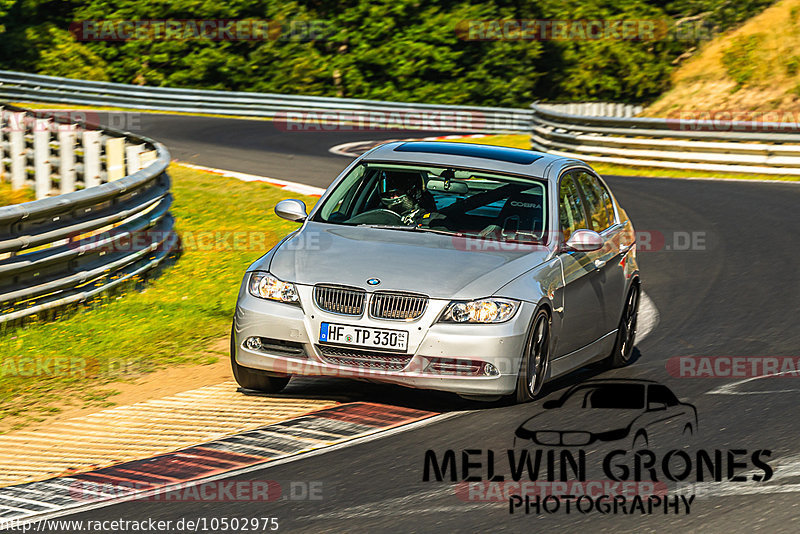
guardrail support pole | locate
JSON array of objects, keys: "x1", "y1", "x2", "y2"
[
  {"x1": 0, "y1": 108, "x2": 5, "y2": 182},
  {"x1": 106, "y1": 137, "x2": 125, "y2": 181},
  {"x1": 34, "y1": 118, "x2": 51, "y2": 199},
  {"x1": 125, "y1": 143, "x2": 144, "y2": 174},
  {"x1": 83, "y1": 130, "x2": 101, "y2": 188},
  {"x1": 58, "y1": 125, "x2": 76, "y2": 194},
  {"x1": 9, "y1": 112, "x2": 26, "y2": 191}
]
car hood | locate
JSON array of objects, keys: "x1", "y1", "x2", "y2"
[
  {"x1": 261, "y1": 221, "x2": 552, "y2": 299},
  {"x1": 517, "y1": 408, "x2": 643, "y2": 435}
]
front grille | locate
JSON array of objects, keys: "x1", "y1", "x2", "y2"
[
  {"x1": 369, "y1": 291, "x2": 428, "y2": 320},
  {"x1": 314, "y1": 285, "x2": 365, "y2": 316},
  {"x1": 317, "y1": 345, "x2": 413, "y2": 371}
]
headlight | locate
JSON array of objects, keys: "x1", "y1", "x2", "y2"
[
  {"x1": 248, "y1": 272, "x2": 299, "y2": 304},
  {"x1": 439, "y1": 298, "x2": 519, "y2": 323}
]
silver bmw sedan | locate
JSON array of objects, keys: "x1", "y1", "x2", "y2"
[{"x1": 230, "y1": 141, "x2": 640, "y2": 403}]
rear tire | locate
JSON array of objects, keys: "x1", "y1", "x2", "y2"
[
  {"x1": 230, "y1": 328, "x2": 291, "y2": 393},
  {"x1": 512, "y1": 309, "x2": 551, "y2": 404},
  {"x1": 607, "y1": 283, "x2": 640, "y2": 368}
]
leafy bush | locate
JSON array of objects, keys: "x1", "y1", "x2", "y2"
[
  {"x1": 0, "y1": 0, "x2": 779, "y2": 106},
  {"x1": 721, "y1": 33, "x2": 765, "y2": 88}
]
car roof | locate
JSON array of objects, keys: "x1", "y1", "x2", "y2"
[{"x1": 360, "y1": 141, "x2": 587, "y2": 182}]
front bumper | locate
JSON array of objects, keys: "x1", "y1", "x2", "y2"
[{"x1": 232, "y1": 284, "x2": 535, "y2": 396}]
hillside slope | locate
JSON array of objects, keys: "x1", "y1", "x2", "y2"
[{"x1": 646, "y1": 0, "x2": 800, "y2": 115}]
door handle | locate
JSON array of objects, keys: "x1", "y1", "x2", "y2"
[{"x1": 594, "y1": 259, "x2": 606, "y2": 270}]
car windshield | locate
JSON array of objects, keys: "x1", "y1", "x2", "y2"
[
  {"x1": 313, "y1": 162, "x2": 548, "y2": 243},
  {"x1": 560, "y1": 384, "x2": 646, "y2": 409}
]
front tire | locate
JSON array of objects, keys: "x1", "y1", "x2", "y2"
[
  {"x1": 607, "y1": 283, "x2": 640, "y2": 368},
  {"x1": 230, "y1": 328, "x2": 291, "y2": 393},
  {"x1": 512, "y1": 309, "x2": 551, "y2": 404}
]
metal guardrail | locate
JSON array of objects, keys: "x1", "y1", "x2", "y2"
[
  {"x1": 0, "y1": 103, "x2": 177, "y2": 323},
  {"x1": 536, "y1": 102, "x2": 643, "y2": 118},
  {"x1": 531, "y1": 104, "x2": 800, "y2": 175},
  {"x1": 0, "y1": 70, "x2": 533, "y2": 133}
]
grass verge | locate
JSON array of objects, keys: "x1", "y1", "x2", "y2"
[
  {"x1": 0, "y1": 182, "x2": 35, "y2": 207},
  {"x1": 0, "y1": 164, "x2": 317, "y2": 430},
  {"x1": 453, "y1": 134, "x2": 800, "y2": 182}
]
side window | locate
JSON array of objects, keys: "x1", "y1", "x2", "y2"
[
  {"x1": 574, "y1": 172, "x2": 611, "y2": 232},
  {"x1": 599, "y1": 183, "x2": 616, "y2": 225},
  {"x1": 558, "y1": 174, "x2": 587, "y2": 241},
  {"x1": 647, "y1": 385, "x2": 679, "y2": 407}
]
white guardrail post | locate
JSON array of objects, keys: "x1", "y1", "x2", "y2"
[
  {"x1": 33, "y1": 118, "x2": 50, "y2": 199},
  {"x1": 9, "y1": 112, "x2": 25, "y2": 190},
  {"x1": 105, "y1": 137, "x2": 125, "y2": 181},
  {"x1": 126, "y1": 143, "x2": 144, "y2": 174},
  {"x1": 0, "y1": 102, "x2": 177, "y2": 324},
  {"x1": 82, "y1": 130, "x2": 101, "y2": 188},
  {"x1": 58, "y1": 124, "x2": 76, "y2": 194},
  {"x1": 0, "y1": 108, "x2": 123, "y2": 197}
]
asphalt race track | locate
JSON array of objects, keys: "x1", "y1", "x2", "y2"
[{"x1": 48, "y1": 114, "x2": 800, "y2": 532}]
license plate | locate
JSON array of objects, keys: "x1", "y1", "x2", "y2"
[{"x1": 319, "y1": 322, "x2": 408, "y2": 352}]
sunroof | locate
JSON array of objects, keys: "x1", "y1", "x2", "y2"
[{"x1": 393, "y1": 142, "x2": 543, "y2": 165}]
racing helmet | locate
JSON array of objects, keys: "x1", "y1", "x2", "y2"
[{"x1": 378, "y1": 171, "x2": 425, "y2": 214}]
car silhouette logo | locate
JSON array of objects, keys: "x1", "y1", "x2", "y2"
[
  {"x1": 367, "y1": 278, "x2": 381, "y2": 286},
  {"x1": 514, "y1": 379, "x2": 697, "y2": 449}
]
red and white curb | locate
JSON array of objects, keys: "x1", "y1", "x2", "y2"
[
  {"x1": 329, "y1": 134, "x2": 489, "y2": 158},
  {"x1": 177, "y1": 162, "x2": 325, "y2": 197},
  {"x1": 0, "y1": 403, "x2": 457, "y2": 527}
]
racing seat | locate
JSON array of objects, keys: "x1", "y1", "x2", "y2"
[{"x1": 497, "y1": 189, "x2": 545, "y2": 240}]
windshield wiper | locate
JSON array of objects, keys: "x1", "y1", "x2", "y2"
[{"x1": 358, "y1": 224, "x2": 465, "y2": 237}]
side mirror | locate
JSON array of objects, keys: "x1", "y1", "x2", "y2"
[
  {"x1": 542, "y1": 399, "x2": 560, "y2": 410},
  {"x1": 564, "y1": 229, "x2": 603, "y2": 252},
  {"x1": 275, "y1": 199, "x2": 308, "y2": 222},
  {"x1": 647, "y1": 401, "x2": 667, "y2": 412}
]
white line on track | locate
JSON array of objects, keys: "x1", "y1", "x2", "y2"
[
  {"x1": 177, "y1": 162, "x2": 326, "y2": 196},
  {"x1": 637, "y1": 291, "x2": 659, "y2": 343},
  {"x1": 707, "y1": 369, "x2": 800, "y2": 396}
]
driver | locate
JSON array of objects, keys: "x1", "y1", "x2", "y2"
[{"x1": 378, "y1": 171, "x2": 434, "y2": 224}]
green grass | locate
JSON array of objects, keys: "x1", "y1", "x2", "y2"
[
  {"x1": 454, "y1": 135, "x2": 800, "y2": 182},
  {"x1": 0, "y1": 164, "x2": 317, "y2": 428}
]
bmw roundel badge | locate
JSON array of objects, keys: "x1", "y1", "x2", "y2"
[{"x1": 367, "y1": 278, "x2": 381, "y2": 286}]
